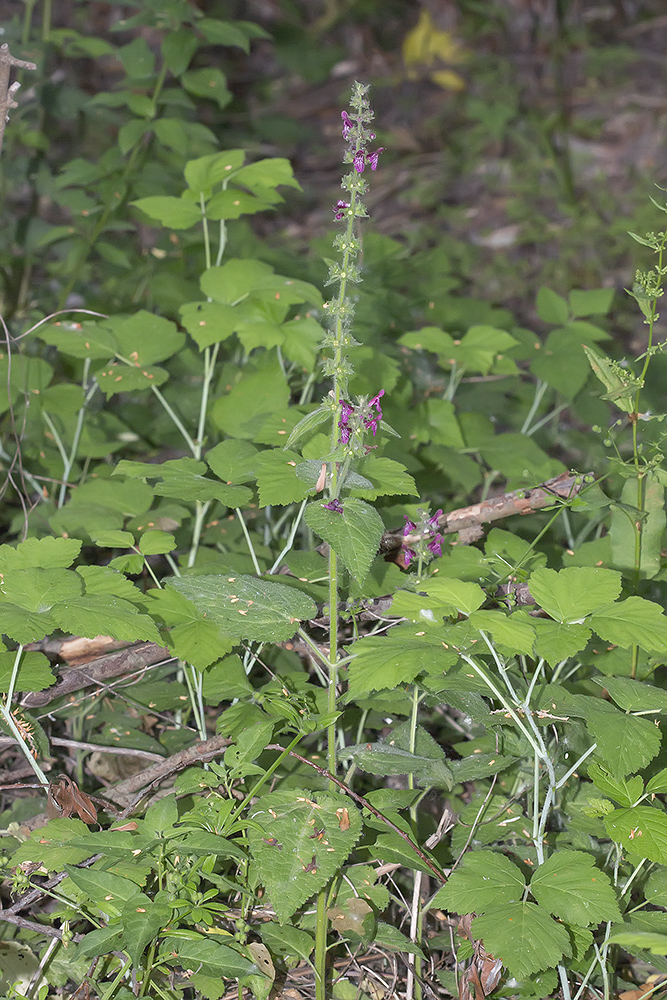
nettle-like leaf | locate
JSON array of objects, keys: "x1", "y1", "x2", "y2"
[
  {"x1": 587, "y1": 703, "x2": 661, "y2": 777},
  {"x1": 347, "y1": 456, "x2": 418, "y2": 500},
  {"x1": 590, "y1": 597, "x2": 667, "y2": 653},
  {"x1": 472, "y1": 902, "x2": 571, "y2": 979},
  {"x1": 431, "y1": 850, "x2": 525, "y2": 913},
  {"x1": 64, "y1": 867, "x2": 140, "y2": 918},
  {"x1": 248, "y1": 789, "x2": 361, "y2": 922},
  {"x1": 347, "y1": 624, "x2": 459, "y2": 698},
  {"x1": 206, "y1": 439, "x2": 258, "y2": 484},
  {"x1": 254, "y1": 450, "x2": 309, "y2": 506},
  {"x1": 146, "y1": 587, "x2": 234, "y2": 669},
  {"x1": 605, "y1": 805, "x2": 667, "y2": 864},
  {"x1": 529, "y1": 851, "x2": 621, "y2": 926},
  {"x1": 114, "y1": 458, "x2": 251, "y2": 507},
  {"x1": 121, "y1": 893, "x2": 173, "y2": 967},
  {"x1": 169, "y1": 574, "x2": 316, "y2": 642},
  {"x1": 529, "y1": 566, "x2": 622, "y2": 622},
  {"x1": 304, "y1": 499, "x2": 384, "y2": 585},
  {"x1": 592, "y1": 676, "x2": 667, "y2": 714}
]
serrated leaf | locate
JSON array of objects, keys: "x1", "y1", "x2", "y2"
[
  {"x1": 587, "y1": 704, "x2": 661, "y2": 776},
  {"x1": 254, "y1": 450, "x2": 309, "y2": 506},
  {"x1": 37, "y1": 320, "x2": 118, "y2": 360},
  {"x1": 532, "y1": 618, "x2": 591, "y2": 665},
  {"x1": 588, "y1": 763, "x2": 643, "y2": 807},
  {"x1": 147, "y1": 587, "x2": 233, "y2": 669},
  {"x1": 53, "y1": 595, "x2": 162, "y2": 644},
  {"x1": 0, "y1": 651, "x2": 54, "y2": 693},
  {"x1": 179, "y1": 300, "x2": 238, "y2": 350},
  {"x1": 114, "y1": 458, "x2": 251, "y2": 507},
  {"x1": 248, "y1": 789, "x2": 361, "y2": 922},
  {"x1": 529, "y1": 850, "x2": 620, "y2": 925},
  {"x1": 345, "y1": 732, "x2": 452, "y2": 789},
  {"x1": 472, "y1": 902, "x2": 571, "y2": 979},
  {"x1": 110, "y1": 311, "x2": 185, "y2": 366},
  {"x1": 284, "y1": 406, "x2": 331, "y2": 450},
  {"x1": 469, "y1": 609, "x2": 536, "y2": 655},
  {"x1": 348, "y1": 456, "x2": 418, "y2": 500},
  {"x1": 529, "y1": 566, "x2": 622, "y2": 622},
  {"x1": 184, "y1": 150, "x2": 246, "y2": 194},
  {"x1": 605, "y1": 805, "x2": 667, "y2": 863},
  {"x1": 304, "y1": 499, "x2": 384, "y2": 585},
  {"x1": 0, "y1": 536, "x2": 82, "y2": 572},
  {"x1": 169, "y1": 574, "x2": 316, "y2": 642},
  {"x1": 96, "y1": 363, "x2": 169, "y2": 396},
  {"x1": 206, "y1": 439, "x2": 258, "y2": 484},
  {"x1": 583, "y1": 345, "x2": 635, "y2": 413},
  {"x1": 431, "y1": 850, "x2": 525, "y2": 913},
  {"x1": 138, "y1": 530, "x2": 175, "y2": 555},
  {"x1": 347, "y1": 625, "x2": 459, "y2": 698},
  {"x1": 592, "y1": 676, "x2": 667, "y2": 714},
  {"x1": 590, "y1": 596, "x2": 667, "y2": 652},
  {"x1": 608, "y1": 929, "x2": 667, "y2": 954}
]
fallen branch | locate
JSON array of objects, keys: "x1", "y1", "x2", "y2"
[
  {"x1": 0, "y1": 43, "x2": 37, "y2": 156},
  {"x1": 384, "y1": 470, "x2": 593, "y2": 551}
]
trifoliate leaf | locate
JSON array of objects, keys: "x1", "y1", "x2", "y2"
[{"x1": 529, "y1": 850, "x2": 620, "y2": 926}]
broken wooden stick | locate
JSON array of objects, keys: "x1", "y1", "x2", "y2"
[{"x1": 0, "y1": 43, "x2": 37, "y2": 156}]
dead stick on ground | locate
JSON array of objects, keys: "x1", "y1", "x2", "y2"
[{"x1": 0, "y1": 44, "x2": 37, "y2": 157}]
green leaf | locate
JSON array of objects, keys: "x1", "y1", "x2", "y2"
[
  {"x1": 587, "y1": 704, "x2": 661, "y2": 776},
  {"x1": 184, "y1": 150, "x2": 246, "y2": 195},
  {"x1": 37, "y1": 320, "x2": 118, "y2": 360},
  {"x1": 569, "y1": 288, "x2": 615, "y2": 317},
  {"x1": 468, "y1": 609, "x2": 536, "y2": 655},
  {"x1": 536, "y1": 287, "x2": 570, "y2": 325},
  {"x1": 121, "y1": 893, "x2": 172, "y2": 967},
  {"x1": 169, "y1": 574, "x2": 316, "y2": 642},
  {"x1": 528, "y1": 566, "x2": 622, "y2": 622},
  {"x1": 118, "y1": 36, "x2": 155, "y2": 79},
  {"x1": 0, "y1": 536, "x2": 81, "y2": 572},
  {"x1": 96, "y1": 362, "x2": 169, "y2": 396},
  {"x1": 529, "y1": 850, "x2": 620, "y2": 926},
  {"x1": 431, "y1": 850, "x2": 525, "y2": 913},
  {"x1": 161, "y1": 29, "x2": 198, "y2": 76},
  {"x1": 611, "y1": 475, "x2": 665, "y2": 579},
  {"x1": 206, "y1": 440, "x2": 258, "y2": 484},
  {"x1": 605, "y1": 805, "x2": 667, "y2": 863},
  {"x1": 132, "y1": 195, "x2": 202, "y2": 230},
  {"x1": 10, "y1": 818, "x2": 96, "y2": 871},
  {"x1": 0, "y1": 651, "x2": 54, "y2": 693},
  {"x1": 64, "y1": 867, "x2": 139, "y2": 917},
  {"x1": 347, "y1": 625, "x2": 459, "y2": 698},
  {"x1": 345, "y1": 723, "x2": 452, "y2": 789},
  {"x1": 348, "y1": 456, "x2": 418, "y2": 500},
  {"x1": 590, "y1": 597, "x2": 667, "y2": 652},
  {"x1": 608, "y1": 929, "x2": 667, "y2": 955},
  {"x1": 248, "y1": 789, "x2": 361, "y2": 922},
  {"x1": 109, "y1": 311, "x2": 186, "y2": 366},
  {"x1": 472, "y1": 902, "x2": 571, "y2": 979},
  {"x1": 0, "y1": 567, "x2": 81, "y2": 611},
  {"x1": 76, "y1": 924, "x2": 124, "y2": 959},
  {"x1": 139, "y1": 530, "x2": 175, "y2": 555},
  {"x1": 255, "y1": 450, "x2": 309, "y2": 506},
  {"x1": 583, "y1": 345, "x2": 636, "y2": 413},
  {"x1": 206, "y1": 189, "x2": 273, "y2": 220},
  {"x1": 53, "y1": 595, "x2": 162, "y2": 644},
  {"x1": 147, "y1": 586, "x2": 233, "y2": 669},
  {"x1": 233, "y1": 158, "x2": 301, "y2": 195},
  {"x1": 592, "y1": 676, "x2": 667, "y2": 714},
  {"x1": 532, "y1": 618, "x2": 591, "y2": 665},
  {"x1": 0, "y1": 352, "x2": 53, "y2": 416},
  {"x1": 304, "y1": 499, "x2": 384, "y2": 585},
  {"x1": 164, "y1": 938, "x2": 256, "y2": 978},
  {"x1": 588, "y1": 763, "x2": 643, "y2": 807},
  {"x1": 182, "y1": 68, "x2": 232, "y2": 109},
  {"x1": 114, "y1": 458, "x2": 251, "y2": 507},
  {"x1": 284, "y1": 406, "x2": 331, "y2": 450}
]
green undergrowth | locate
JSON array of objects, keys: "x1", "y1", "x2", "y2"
[{"x1": 3, "y1": 4, "x2": 667, "y2": 1000}]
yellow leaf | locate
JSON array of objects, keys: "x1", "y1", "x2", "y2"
[
  {"x1": 402, "y1": 10, "x2": 467, "y2": 82},
  {"x1": 430, "y1": 69, "x2": 466, "y2": 92}
]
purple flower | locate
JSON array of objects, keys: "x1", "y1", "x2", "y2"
[
  {"x1": 428, "y1": 509, "x2": 443, "y2": 527},
  {"x1": 403, "y1": 516, "x2": 417, "y2": 536},
  {"x1": 324, "y1": 498, "x2": 344, "y2": 513},
  {"x1": 353, "y1": 149, "x2": 366, "y2": 174},
  {"x1": 334, "y1": 199, "x2": 350, "y2": 220},
  {"x1": 338, "y1": 399, "x2": 355, "y2": 444},
  {"x1": 427, "y1": 535, "x2": 443, "y2": 558},
  {"x1": 404, "y1": 548, "x2": 416, "y2": 568},
  {"x1": 341, "y1": 110, "x2": 353, "y2": 140},
  {"x1": 367, "y1": 148, "x2": 384, "y2": 171},
  {"x1": 363, "y1": 389, "x2": 384, "y2": 436}
]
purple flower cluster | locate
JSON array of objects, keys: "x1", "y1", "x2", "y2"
[
  {"x1": 338, "y1": 389, "x2": 385, "y2": 446},
  {"x1": 402, "y1": 509, "x2": 444, "y2": 569},
  {"x1": 324, "y1": 498, "x2": 344, "y2": 514}
]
